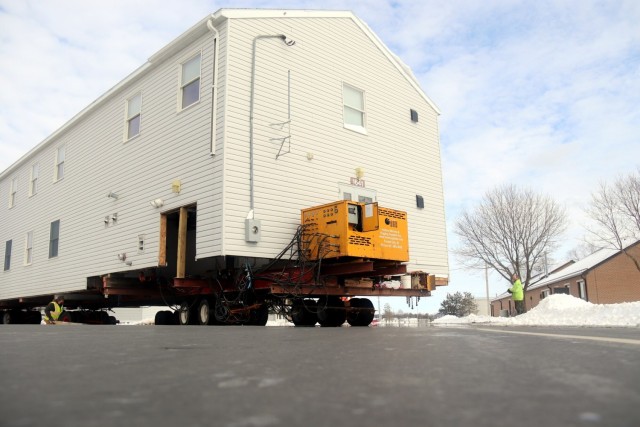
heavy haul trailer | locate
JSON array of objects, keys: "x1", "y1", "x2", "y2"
[
  {"x1": 97, "y1": 200, "x2": 447, "y2": 327},
  {"x1": 0, "y1": 200, "x2": 447, "y2": 326}
]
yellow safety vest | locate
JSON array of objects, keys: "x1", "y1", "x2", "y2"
[{"x1": 46, "y1": 301, "x2": 63, "y2": 321}]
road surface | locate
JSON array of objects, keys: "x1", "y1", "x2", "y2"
[{"x1": 0, "y1": 324, "x2": 638, "y2": 427}]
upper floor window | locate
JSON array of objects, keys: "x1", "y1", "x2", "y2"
[
  {"x1": 180, "y1": 53, "x2": 201, "y2": 109},
  {"x1": 55, "y1": 146, "x2": 65, "y2": 181},
  {"x1": 9, "y1": 176, "x2": 18, "y2": 208},
  {"x1": 343, "y1": 83, "x2": 366, "y2": 133},
  {"x1": 29, "y1": 163, "x2": 39, "y2": 196},
  {"x1": 24, "y1": 231, "x2": 33, "y2": 265},
  {"x1": 49, "y1": 220, "x2": 60, "y2": 258},
  {"x1": 126, "y1": 93, "x2": 142, "y2": 140},
  {"x1": 3, "y1": 240, "x2": 11, "y2": 271}
]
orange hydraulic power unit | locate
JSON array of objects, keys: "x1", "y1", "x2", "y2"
[{"x1": 301, "y1": 201, "x2": 409, "y2": 262}]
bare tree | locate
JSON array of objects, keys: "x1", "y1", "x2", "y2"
[
  {"x1": 587, "y1": 169, "x2": 640, "y2": 272},
  {"x1": 566, "y1": 240, "x2": 599, "y2": 261},
  {"x1": 454, "y1": 185, "x2": 567, "y2": 296}
]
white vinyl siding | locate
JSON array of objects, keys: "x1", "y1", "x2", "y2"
[
  {"x1": 24, "y1": 231, "x2": 33, "y2": 265},
  {"x1": 55, "y1": 146, "x2": 65, "y2": 181},
  {"x1": 222, "y1": 17, "x2": 447, "y2": 276},
  {"x1": 29, "y1": 163, "x2": 39, "y2": 196},
  {"x1": 180, "y1": 53, "x2": 201, "y2": 109},
  {"x1": 126, "y1": 93, "x2": 142, "y2": 140},
  {"x1": 0, "y1": 24, "x2": 225, "y2": 300}
]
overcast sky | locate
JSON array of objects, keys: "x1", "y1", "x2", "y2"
[{"x1": 1, "y1": 0, "x2": 639, "y2": 313}]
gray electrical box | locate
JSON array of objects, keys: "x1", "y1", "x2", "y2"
[
  {"x1": 245, "y1": 218, "x2": 262, "y2": 243},
  {"x1": 347, "y1": 204, "x2": 359, "y2": 225}
]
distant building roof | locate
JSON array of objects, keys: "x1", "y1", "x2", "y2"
[{"x1": 491, "y1": 240, "x2": 640, "y2": 301}]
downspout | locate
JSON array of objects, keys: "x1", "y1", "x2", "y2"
[
  {"x1": 248, "y1": 34, "x2": 295, "y2": 215},
  {"x1": 206, "y1": 19, "x2": 219, "y2": 156}
]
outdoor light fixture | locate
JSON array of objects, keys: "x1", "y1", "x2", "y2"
[
  {"x1": 150, "y1": 199, "x2": 164, "y2": 208},
  {"x1": 107, "y1": 192, "x2": 119, "y2": 200},
  {"x1": 281, "y1": 35, "x2": 296, "y2": 46}
]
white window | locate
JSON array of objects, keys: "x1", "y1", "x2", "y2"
[
  {"x1": 24, "y1": 231, "x2": 33, "y2": 265},
  {"x1": 180, "y1": 53, "x2": 201, "y2": 109},
  {"x1": 4, "y1": 240, "x2": 11, "y2": 271},
  {"x1": 126, "y1": 93, "x2": 142, "y2": 140},
  {"x1": 49, "y1": 220, "x2": 60, "y2": 258},
  {"x1": 30, "y1": 163, "x2": 39, "y2": 196},
  {"x1": 343, "y1": 83, "x2": 366, "y2": 132},
  {"x1": 578, "y1": 280, "x2": 587, "y2": 300},
  {"x1": 339, "y1": 184, "x2": 377, "y2": 203},
  {"x1": 9, "y1": 176, "x2": 18, "y2": 208},
  {"x1": 55, "y1": 146, "x2": 65, "y2": 181}
]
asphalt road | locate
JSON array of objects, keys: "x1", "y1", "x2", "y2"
[{"x1": 1, "y1": 324, "x2": 639, "y2": 427}]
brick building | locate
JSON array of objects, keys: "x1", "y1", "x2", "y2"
[{"x1": 491, "y1": 241, "x2": 640, "y2": 316}]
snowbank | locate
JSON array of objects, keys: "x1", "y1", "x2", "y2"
[{"x1": 433, "y1": 294, "x2": 640, "y2": 327}]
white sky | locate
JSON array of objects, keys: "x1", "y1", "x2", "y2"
[{"x1": 1, "y1": 1, "x2": 639, "y2": 314}]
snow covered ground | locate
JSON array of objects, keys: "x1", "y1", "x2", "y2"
[
  {"x1": 120, "y1": 295, "x2": 640, "y2": 327},
  {"x1": 433, "y1": 294, "x2": 640, "y2": 327}
]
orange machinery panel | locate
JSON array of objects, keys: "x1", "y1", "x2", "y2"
[{"x1": 301, "y1": 201, "x2": 409, "y2": 262}]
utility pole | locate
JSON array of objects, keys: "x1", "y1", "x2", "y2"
[{"x1": 485, "y1": 263, "x2": 490, "y2": 316}]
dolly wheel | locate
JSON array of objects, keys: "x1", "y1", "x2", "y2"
[
  {"x1": 291, "y1": 299, "x2": 317, "y2": 327},
  {"x1": 178, "y1": 301, "x2": 195, "y2": 325},
  {"x1": 347, "y1": 298, "x2": 375, "y2": 326},
  {"x1": 198, "y1": 299, "x2": 211, "y2": 325},
  {"x1": 317, "y1": 297, "x2": 346, "y2": 327}
]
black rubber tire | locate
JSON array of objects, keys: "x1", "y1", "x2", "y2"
[
  {"x1": 317, "y1": 297, "x2": 346, "y2": 327},
  {"x1": 26, "y1": 311, "x2": 42, "y2": 324},
  {"x1": 248, "y1": 303, "x2": 269, "y2": 326},
  {"x1": 178, "y1": 301, "x2": 196, "y2": 325},
  {"x1": 58, "y1": 311, "x2": 74, "y2": 323},
  {"x1": 2, "y1": 311, "x2": 12, "y2": 324},
  {"x1": 154, "y1": 310, "x2": 166, "y2": 325},
  {"x1": 197, "y1": 299, "x2": 212, "y2": 325},
  {"x1": 155, "y1": 310, "x2": 173, "y2": 325},
  {"x1": 291, "y1": 299, "x2": 317, "y2": 327},
  {"x1": 346, "y1": 298, "x2": 363, "y2": 326},
  {"x1": 347, "y1": 298, "x2": 375, "y2": 326}
]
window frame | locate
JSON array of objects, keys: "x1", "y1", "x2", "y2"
[
  {"x1": 29, "y1": 163, "x2": 39, "y2": 197},
  {"x1": 3, "y1": 240, "x2": 11, "y2": 271},
  {"x1": 577, "y1": 280, "x2": 587, "y2": 300},
  {"x1": 49, "y1": 220, "x2": 60, "y2": 259},
  {"x1": 179, "y1": 52, "x2": 202, "y2": 110},
  {"x1": 9, "y1": 176, "x2": 18, "y2": 208},
  {"x1": 24, "y1": 231, "x2": 33, "y2": 265},
  {"x1": 54, "y1": 145, "x2": 65, "y2": 182},
  {"x1": 125, "y1": 93, "x2": 142, "y2": 141},
  {"x1": 342, "y1": 83, "x2": 367, "y2": 134}
]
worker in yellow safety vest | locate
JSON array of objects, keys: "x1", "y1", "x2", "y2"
[
  {"x1": 43, "y1": 295, "x2": 65, "y2": 324},
  {"x1": 507, "y1": 274, "x2": 525, "y2": 315}
]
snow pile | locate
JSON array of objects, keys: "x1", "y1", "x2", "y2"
[{"x1": 433, "y1": 294, "x2": 640, "y2": 327}]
